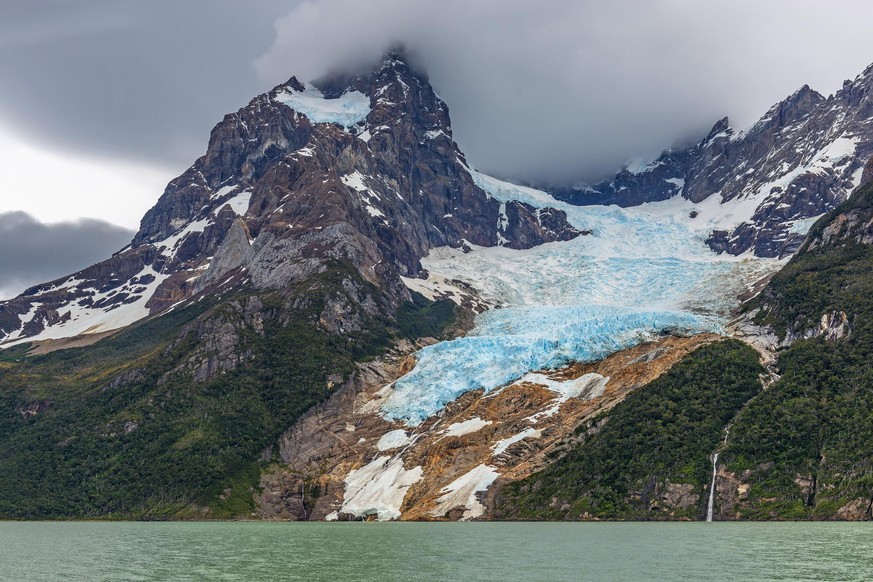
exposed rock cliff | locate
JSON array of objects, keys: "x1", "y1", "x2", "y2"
[{"x1": 255, "y1": 334, "x2": 718, "y2": 521}]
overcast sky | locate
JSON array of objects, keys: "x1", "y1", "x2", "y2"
[{"x1": 3, "y1": 0, "x2": 873, "y2": 298}]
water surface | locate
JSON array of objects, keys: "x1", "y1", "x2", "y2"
[{"x1": 1, "y1": 522, "x2": 870, "y2": 581}]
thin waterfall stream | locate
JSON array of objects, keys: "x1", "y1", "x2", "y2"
[
  {"x1": 707, "y1": 424, "x2": 733, "y2": 522},
  {"x1": 706, "y1": 452, "x2": 719, "y2": 522}
]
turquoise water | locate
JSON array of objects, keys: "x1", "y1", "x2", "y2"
[{"x1": 0, "y1": 522, "x2": 870, "y2": 581}]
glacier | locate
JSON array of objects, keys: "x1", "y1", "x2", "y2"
[
  {"x1": 384, "y1": 173, "x2": 782, "y2": 425},
  {"x1": 274, "y1": 83, "x2": 371, "y2": 128}
]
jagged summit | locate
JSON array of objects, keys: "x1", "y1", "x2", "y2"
[
  {"x1": 0, "y1": 49, "x2": 579, "y2": 348},
  {"x1": 705, "y1": 116, "x2": 731, "y2": 140}
]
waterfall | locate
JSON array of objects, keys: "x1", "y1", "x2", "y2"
[{"x1": 706, "y1": 452, "x2": 719, "y2": 522}]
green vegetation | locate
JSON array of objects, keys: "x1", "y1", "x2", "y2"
[
  {"x1": 721, "y1": 183, "x2": 873, "y2": 518},
  {"x1": 722, "y1": 335, "x2": 873, "y2": 518},
  {"x1": 0, "y1": 265, "x2": 455, "y2": 519},
  {"x1": 395, "y1": 290, "x2": 457, "y2": 340},
  {"x1": 498, "y1": 340, "x2": 764, "y2": 520}
]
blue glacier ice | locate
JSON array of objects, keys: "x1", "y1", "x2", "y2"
[
  {"x1": 381, "y1": 306, "x2": 717, "y2": 425},
  {"x1": 274, "y1": 83, "x2": 371, "y2": 128},
  {"x1": 381, "y1": 172, "x2": 781, "y2": 425}
]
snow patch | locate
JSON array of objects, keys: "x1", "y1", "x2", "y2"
[
  {"x1": 521, "y1": 372, "x2": 608, "y2": 400},
  {"x1": 469, "y1": 170, "x2": 560, "y2": 207},
  {"x1": 441, "y1": 417, "x2": 492, "y2": 438},
  {"x1": 2, "y1": 302, "x2": 42, "y2": 342},
  {"x1": 1, "y1": 267, "x2": 170, "y2": 348},
  {"x1": 625, "y1": 156, "x2": 663, "y2": 175},
  {"x1": 210, "y1": 184, "x2": 236, "y2": 200},
  {"x1": 340, "y1": 170, "x2": 369, "y2": 192},
  {"x1": 523, "y1": 373, "x2": 609, "y2": 423},
  {"x1": 788, "y1": 215, "x2": 824, "y2": 235},
  {"x1": 339, "y1": 455, "x2": 423, "y2": 521},
  {"x1": 492, "y1": 428, "x2": 542, "y2": 457},
  {"x1": 664, "y1": 177, "x2": 685, "y2": 192},
  {"x1": 155, "y1": 217, "x2": 212, "y2": 259},
  {"x1": 377, "y1": 429, "x2": 412, "y2": 451},
  {"x1": 399, "y1": 273, "x2": 480, "y2": 307},
  {"x1": 341, "y1": 171, "x2": 387, "y2": 222},
  {"x1": 430, "y1": 464, "x2": 500, "y2": 520},
  {"x1": 223, "y1": 191, "x2": 252, "y2": 216}
]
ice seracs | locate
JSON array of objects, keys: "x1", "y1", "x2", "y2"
[{"x1": 274, "y1": 83, "x2": 371, "y2": 128}]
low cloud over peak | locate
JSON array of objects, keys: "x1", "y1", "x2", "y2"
[
  {"x1": 3, "y1": 1, "x2": 873, "y2": 191},
  {"x1": 256, "y1": 0, "x2": 873, "y2": 185}
]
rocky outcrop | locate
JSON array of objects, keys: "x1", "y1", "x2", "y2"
[
  {"x1": 552, "y1": 65, "x2": 873, "y2": 258},
  {"x1": 836, "y1": 498, "x2": 873, "y2": 520},
  {"x1": 807, "y1": 206, "x2": 873, "y2": 249},
  {"x1": 731, "y1": 176, "x2": 873, "y2": 351}
]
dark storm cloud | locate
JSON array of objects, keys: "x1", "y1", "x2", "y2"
[
  {"x1": 0, "y1": 212, "x2": 134, "y2": 299},
  {"x1": 256, "y1": 0, "x2": 873, "y2": 185},
  {"x1": 0, "y1": 0, "x2": 296, "y2": 171},
  {"x1": 4, "y1": 0, "x2": 873, "y2": 187}
]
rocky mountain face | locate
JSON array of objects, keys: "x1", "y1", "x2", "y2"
[
  {"x1": 0, "y1": 50, "x2": 583, "y2": 519},
  {"x1": 2, "y1": 48, "x2": 872, "y2": 522},
  {"x1": 0, "y1": 50, "x2": 577, "y2": 349},
  {"x1": 552, "y1": 64, "x2": 873, "y2": 258},
  {"x1": 711, "y1": 177, "x2": 873, "y2": 520}
]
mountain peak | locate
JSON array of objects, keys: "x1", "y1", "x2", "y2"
[
  {"x1": 379, "y1": 43, "x2": 413, "y2": 67},
  {"x1": 850, "y1": 60, "x2": 873, "y2": 86},
  {"x1": 0, "y1": 48, "x2": 578, "y2": 348},
  {"x1": 705, "y1": 116, "x2": 731, "y2": 140},
  {"x1": 282, "y1": 76, "x2": 305, "y2": 93}
]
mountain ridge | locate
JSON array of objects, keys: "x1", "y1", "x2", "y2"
[{"x1": 550, "y1": 62, "x2": 873, "y2": 258}]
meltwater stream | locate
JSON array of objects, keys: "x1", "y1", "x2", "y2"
[
  {"x1": 381, "y1": 174, "x2": 781, "y2": 425},
  {"x1": 707, "y1": 452, "x2": 719, "y2": 522}
]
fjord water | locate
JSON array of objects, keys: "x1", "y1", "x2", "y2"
[{"x1": 1, "y1": 522, "x2": 870, "y2": 581}]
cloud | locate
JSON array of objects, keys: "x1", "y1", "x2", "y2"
[
  {"x1": 3, "y1": 0, "x2": 873, "y2": 191},
  {"x1": 0, "y1": 1, "x2": 297, "y2": 170},
  {"x1": 0, "y1": 212, "x2": 134, "y2": 300},
  {"x1": 0, "y1": 128, "x2": 171, "y2": 229},
  {"x1": 256, "y1": 0, "x2": 873, "y2": 184}
]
